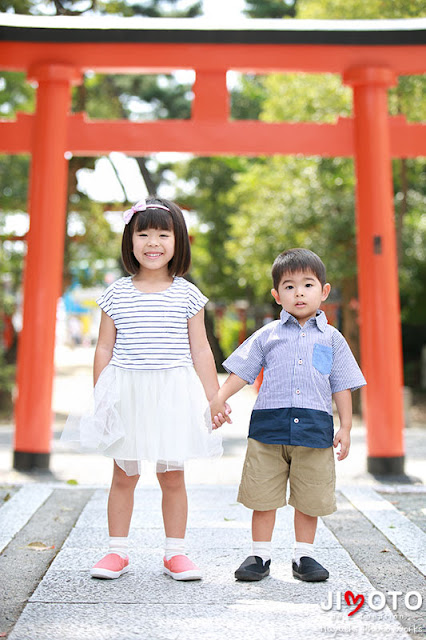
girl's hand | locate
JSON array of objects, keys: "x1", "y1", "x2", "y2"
[{"x1": 333, "y1": 427, "x2": 351, "y2": 461}]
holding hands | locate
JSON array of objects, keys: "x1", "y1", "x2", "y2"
[
  {"x1": 210, "y1": 392, "x2": 232, "y2": 429},
  {"x1": 209, "y1": 373, "x2": 248, "y2": 430}
]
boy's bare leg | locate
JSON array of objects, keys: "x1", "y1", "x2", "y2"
[
  {"x1": 294, "y1": 508, "x2": 317, "y2": 543},
  {"x1": 293, "y1": 508, "x2": 328, "y2": 581},
  {"x1": 252, "y1": 509, "x2": 276, "y2": 541},
  {"x1": 235, "y1": 509, "x2": 276, "y2": 581}
]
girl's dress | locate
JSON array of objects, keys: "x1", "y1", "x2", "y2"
[{"x1": 61, "y1": 276, "x2": 223, "y2": 475}]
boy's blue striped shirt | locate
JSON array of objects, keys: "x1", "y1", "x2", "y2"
[{"x1": 223, "y1": 309, "x2": 366, "y2": 448}]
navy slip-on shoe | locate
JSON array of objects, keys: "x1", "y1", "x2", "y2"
[
  {"x1": 235, "y1": 555, "x2": 271, "y2": 581},
  {"x1": 292, "y1": 556, "x2": 329, "y2": 582}
]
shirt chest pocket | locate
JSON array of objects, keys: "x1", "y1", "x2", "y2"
[{"x1": 312, "y1": 343, "x2": 333, "y2": 375}]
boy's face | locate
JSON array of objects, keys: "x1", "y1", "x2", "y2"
[{"x1": 271, "y1": 270, "x2": 330, "y2": 326}]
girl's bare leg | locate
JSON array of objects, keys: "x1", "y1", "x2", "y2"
[
  {"x1": 156, "y1": 470, "x2": 187, "y2": 538},
  {"x1": 108, "y1": 461, "x2": 140, "y2": 537}
]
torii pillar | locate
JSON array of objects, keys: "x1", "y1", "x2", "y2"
[
  {"x1": 13, "y1": 64, "x2": 80, "y2": 470},
  {"x1": 344, "y1": 67, "x2": 404, "y2": 475}
]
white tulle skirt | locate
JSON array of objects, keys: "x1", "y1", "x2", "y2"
[{"x1": 61, "y1": 364, "x2": 223, "y2": 476}]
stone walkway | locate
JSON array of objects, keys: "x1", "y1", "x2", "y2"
[
  {"x1": 0, "y1": 347, "x2": 425, "y2": 639},
  {"x1": 1, "y1": 483, "x2": 425, "y2": 640}
]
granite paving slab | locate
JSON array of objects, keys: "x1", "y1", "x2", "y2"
[
  {"x1": 6, "y1": 485, "x2": 415, "y2": 640},
  {"x1": 341, "y1": 485, "x2": 426, "y2": 576},
  {"x1": 0, "y1": 485, "x2": 52, "y2": 553},
  {"x1": 29, "y1": 547, "x2": 398, "y2": 605},
  {"x1": 62, "y1": 518, "x2": 338, "y2": 551},
  {"x1": 9, "y1": 600, "x2": 410, "y2": 640}
]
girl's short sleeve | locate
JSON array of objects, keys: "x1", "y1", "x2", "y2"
[
  {"x1": 186, "y1": 282, "x2": 208, "y2": 319},
  {"x1": 96, "y1": 282, "x2": 115, "y2": 318}
]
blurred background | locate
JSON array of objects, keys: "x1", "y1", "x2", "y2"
[{"x1": 1, "y1": 0, "x2": 425, "y2": 426}]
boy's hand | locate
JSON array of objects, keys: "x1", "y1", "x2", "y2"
[
  {"x1": 333, "y1": 427, "x2": 351, "y2": 461},
  {"x1": 210, "y1": 396, "x2": 232, "y2": 430}
]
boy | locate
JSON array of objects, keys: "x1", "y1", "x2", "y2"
[{"x1": 211, "y1": 248, "x2": 366, "y2": 582}]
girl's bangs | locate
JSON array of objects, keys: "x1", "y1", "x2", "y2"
[{"x1": 135, "y1": 208, "x2": 173, "y2": 232}]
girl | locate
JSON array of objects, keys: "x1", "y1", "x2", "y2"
[{"x1": 62, "y1": 196, "x2": 230, "y2": 581}]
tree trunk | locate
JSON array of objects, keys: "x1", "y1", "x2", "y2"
[
  {"x1": 135, "y1": 157, "x2": 158, "y2": 195},
  {"x1": 396, "y1": 158, "x2": 408, "y2": 266}
]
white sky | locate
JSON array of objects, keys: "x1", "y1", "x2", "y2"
[
  {"x1": 4, "y1": 0, "x2": 248, "y2": 222},
  {"x1": 202, "y1": 0, "x2": 246, "y2": 19},
  {"x1": 77, "y1": 0, "x2": 247, "y2": 204}
]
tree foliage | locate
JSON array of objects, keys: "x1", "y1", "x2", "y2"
[
  {"x1": 0, "y1": 0, "x2": 425, "y2": 396},
  {"x1": 176, "y1": 156, "x2": 251, "y2": 302},
  {"x1": 0, "y1": 0, "x2": 201, "y2": 410},
  {"x1": 297, "y1": 0, "x2": 426, "y2": 19},
  {"x1": 1, "y1": 0, "x2": 203, "y2": 16},
  {"x1": 176, "y1": 0, "x2": 426, "y2": 379},
  {"x1": 244, "y1": 0, "x2": 298, "y2": 18}
]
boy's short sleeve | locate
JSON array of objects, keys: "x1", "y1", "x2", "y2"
[
  {"x1": 186, "y1": 282, "x2": 209, "y2": 319},
  {"x1": 223, "y1": 331, "x2": 264, "y2": 385},
  {"x1": 330, "y1": 330, "x2": 366, "y2": 393},
  {"x1": 96, "y1": 282, "x2": 116, "y2": 319}
]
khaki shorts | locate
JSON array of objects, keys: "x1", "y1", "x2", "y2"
[{"x1": 238, "y1": 438, "x2": 336, "y2": 517}]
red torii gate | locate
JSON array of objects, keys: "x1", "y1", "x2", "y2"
[{"x1": 1, "y1": 15, "x2": 425, "y2": 475}]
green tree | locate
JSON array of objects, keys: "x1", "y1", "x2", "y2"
[
  {"x1": 217, "y1": 0, "x2": 426, "y2": 385},
  {"x1": 2, "y1": 0, "x2": 202, "y2": 16},
  {"x1": 244, "y1": 0, "x2": 298, "y2": 19},
  {"x1": 0, "y1": 0, "x2": 203, "y2": 411},
  {"x1": 297, "y1": 0, "x2": 426, "y2": 19},
  {"x1": 175, "y1": 156, "x2": 251, "y2": 303}
]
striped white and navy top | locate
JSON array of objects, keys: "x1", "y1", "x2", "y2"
[
  {"x1": 223, "y1": 309, "x2": 366, "y2": 448},
  {"x1": 97, "y1": 276, "x2": 208, "y2": 370}
]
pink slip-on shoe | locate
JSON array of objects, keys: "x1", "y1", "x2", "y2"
[
  {"x1": 90, "y1": 553, "x2": 130, "y2": 579},
  {"x1": 163, "y1": 555, "x2": 202, "y2": 581}
]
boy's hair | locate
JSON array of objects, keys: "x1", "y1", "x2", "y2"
[
  {"x1": 272, "y1": 248, "x2": 327, "y2": 289},
  {"x1": 121, "y1": 196, "x2": 191, "y2": 276}
]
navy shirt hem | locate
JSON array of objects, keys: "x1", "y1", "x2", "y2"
[{"x1": 248, "y1": 407, "x2": 334, "y2": 448}]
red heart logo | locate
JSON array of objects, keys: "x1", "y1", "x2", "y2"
[{"x1": 344, "y1": 590, "x2": 365, "y2": 616}]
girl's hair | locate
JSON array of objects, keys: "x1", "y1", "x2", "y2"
[
  {"x1": 272, "y1": 248, "x2": 327, "y2": 289},
  {"x1": 121, "y1": 197, "x2": 191, "y2": 276}
]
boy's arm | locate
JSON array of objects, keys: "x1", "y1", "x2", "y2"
[
  {"x1": 332, "y1": 389, "x2": 352, "y2": 461},
  {"x1": 210, "y1": 373, "x2": 248, "y2": 429}
]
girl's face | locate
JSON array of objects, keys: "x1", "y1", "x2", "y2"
[{"x1": 132, "y1": 226, "x2": 175, "y2": 274}]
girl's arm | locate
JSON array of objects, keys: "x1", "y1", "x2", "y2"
[
  {"x1": 188, "y1": 308, "x2": 231, "y2": 425},
  {"x1": 332, "y1": 388, "x2": 352, "y2": 461},
  {"x1": 93, "y1": 311, "x2": 116, "y2": 386}
]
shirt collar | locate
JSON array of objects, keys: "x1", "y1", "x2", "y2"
[{"x1": 280, "y1": 308, "x2": 328, "y2": 332}]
